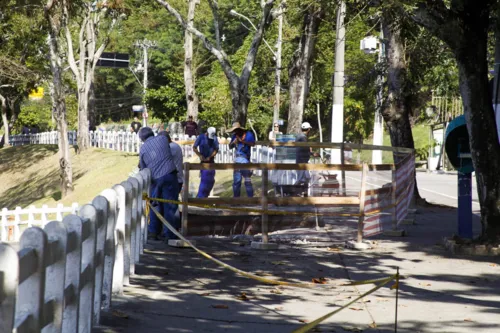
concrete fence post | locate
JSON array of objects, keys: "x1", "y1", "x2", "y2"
[
  {"x1": 132, "y1": 172, "x2": 145, "y2": 256},
  {"x1": 111, "y1": 184, "x2": 126, "y2": 294},
  {"x1": 62, "y1": 215, "x2": 83, "y2": 333},
  {"x1": 140, "y1": 169, "x2": 151, "y2": 249},
  {"x1": 1, "y1": 208, "x2": 8, "y2": 242},
  {"x1": 43, "y1": 221, "x2": 68, "y2": 332},
  {"x1": 120, "y1": 181, "x2": 133, "y2": 283},
  {"x1": 100, "y1": 189, "x2": 117, "y2": 309},
  {"x1": 0, "y1": 243, "x2": 18, "y2": 332},
  {"x1": 91, "y1": 196, "x2": 109, "y2": 324},
  {"x1": 78, "y1": 205, "x2": 98, "y2": 333},
  {"x1": 15, "y1": 227, "x2": 47, "y2": 332},
  {"x1": 128, "y1": 177, "x2": 141, "y2": 264}
]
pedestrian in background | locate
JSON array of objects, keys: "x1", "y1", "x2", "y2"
[
  {"x1": 138, "y1": 127, "x2": 180, "y2": 241},
  {"x1": 268, "y1": 122, "x2": 282, "y2": 141},
  {"x1": 193, "y1": 127, "x2": 219, "y2": 197},
  {"x1": 182, "y1": 115, "x2": 198, "y2": 137},
  {"x1": 131, "y1": 116, "x2": 142, "y2": 134},
  {"x1": 295, "y1": 122, "x2": 318, "y2": 186},
  {"x1": 228, "y1": 122, "x2": 255, "y2": 197},
  {"x1": 159, "y1": 131, "x2": 184, "y2": 194}
]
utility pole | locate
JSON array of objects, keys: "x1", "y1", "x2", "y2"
[
  {"x1": 372, "y1": 23, "x2": 384, "y2": 164},
  {"x1": 273, "y1": 2, "x2": 283, "y2": 124},
  {"x1": 331, "y1": 1, "x2": 346, "y2": 163},
  {"x1": 135, "y1": 39, "x2": 156, "y2": 127}
]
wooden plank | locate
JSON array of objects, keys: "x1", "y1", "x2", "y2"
[
  {"x1": 189, "y1": 196, "x2": 359, "y2": 206},
  {"x1": 181, "y1": 163, "x2": 190, "y2": 236},
  {"x1": 357, "y1": 163, "x2": 368, "y2": 243},
  {"x1": 268, "y1": 196, "x2": 360, "y2": 205},
  {"x1": 189, "y1": 197, "x2": 262, "y2": 205},
  {"x1": 189, "y1": 163, "x2": 366, "y2": 171},
  {"x1": 261, "y1": 169, "x2": 269, "y2": 244}
]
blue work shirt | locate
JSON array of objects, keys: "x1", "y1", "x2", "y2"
[
  {"x1": 230, "y1": 131, "x2": 255, "y2": 161},
  {"x1": 194, "y1": 133, "x2": 220, "y2": 162},
  {"x1": 139, "y1": 135, "x2": 177, "y2": 180}
]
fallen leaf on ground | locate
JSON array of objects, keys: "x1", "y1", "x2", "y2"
[
  {"x1": 270, "y1": 289, "x2": 283, "y2": 294},
  {"x1": 369, "y1": 322, "x2": 377, "y2": 328},
  {"x1": 464, "y1": 318, "x2": 474, "y2": 322},
  {"x1": 200, "y1": 293, "x2": 212, "y2": 296},
  {"x1": 349, "y1": 307, "x2": 363, "y2": 311},
  {"x1": 312, "y1": 277, "x2": 328, "y2": 284},
  {"x1": 489, "y1": 264, "x2": 497, "y2": 267},
  {"x1": 390, "y1": 281, "x2": 399, "y2": 290},
  {"x1": 361, "y1": 299, "x2": 371, "y2": 303},
  {"x1": 376, "y1": 297, "x2": 389, "y2": 302},
  {"x1": 298, "y1": 319, "x2": 309, "y2": 323},
  {"x1": 274, "y1": 306, "x2": 284, "y2": 311},
  {"x1": 236, "y1": 292, "x2": 249, "y2": 301},
  {"x1": 211, "y1": 304, "x2": 229, "y2": 309},
  {"x1": 255, "y1": 271, "x2": 271, "y2": 276},
  {"x1": 327, "y1": 247, "x2": 342, "y2": 252},
  {"x1": 271, "y1": 261, "x2": 286, "y2": 265},
  {"x1": 419, "y1": 283, "x2": 431, "y2": 287},
  {"x1": 112, "y1": 310, "x2": 129, "y2": 319}
]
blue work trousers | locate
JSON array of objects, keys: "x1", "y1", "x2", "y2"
[
  {"x1": 197, "y1": 170, "x2": 216, "y2": 198},
  {"x1": 233, "y1": 169, "x2": 254, "y2": 197},
  {"x1": 148, "y1": 173, "x2": 180, "y2": 239}
]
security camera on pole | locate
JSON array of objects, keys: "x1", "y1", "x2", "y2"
[{"x1": 134, "y1": 39, "x2": 157, "y2": 127}]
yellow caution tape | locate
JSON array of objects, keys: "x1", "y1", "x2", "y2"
[
  {"x1": 143, "y1": 194, "x2": 392, "y2": 218},
  {"x1": 292, "y1": 274, "x2": 397, "y2": 333},
  {"x1": 148, "y1": 202, "x2": 315, "y2": 288}
]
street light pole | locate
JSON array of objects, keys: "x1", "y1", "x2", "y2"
[
  {"x1": 331, "y1": 0, "x2": 346, "y2": 162},
  {"x1": 274, "y1": 3, "x2": 283, "y2": 124},
  {"x1": 135, "y1": 39, "x2": 156, "y2": 127},
  {"x1": 372, "y1": 23, "x2": 384, "y2": 164}
]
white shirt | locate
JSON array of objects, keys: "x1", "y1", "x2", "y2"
[{"x1": 169, "y1": 141, "x2": 184, "y2": 184}]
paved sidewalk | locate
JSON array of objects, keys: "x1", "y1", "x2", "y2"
[{"x1": 95, "y1": 205, "x2": 500, "y2": 333}]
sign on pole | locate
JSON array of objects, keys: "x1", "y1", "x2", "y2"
[
  {"x1": 96, "y1": 52, "x2": 130, "y2": 68},
  {"x1": 132, "y1": 105, "x2": 145, "y2": 112}
]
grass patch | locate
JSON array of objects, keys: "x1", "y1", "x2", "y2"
[
  {"x1": 360, "y1": 124, "x2": 430, "y2": 163},
  {"x1": 0, "y1": 145, "x2": 139, "y2": 209}
]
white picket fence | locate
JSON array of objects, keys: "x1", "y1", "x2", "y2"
[
  {"x1": 0, "y1": 168, "x2": 152, "y2": 333},
  {"x1": 1, "y1": 203, "x2": 80, "y2": 242},
  {"x1": 9, "y1": 130, "x2": 277, "y2": 163}
]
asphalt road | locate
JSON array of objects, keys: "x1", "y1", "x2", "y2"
[{"x1": 340, "y1": 170, "x2": 480, "y2": 214}]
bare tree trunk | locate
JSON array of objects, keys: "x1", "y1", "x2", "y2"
[
  {"x1": 88, "y1": 79, "x2": 96, "y2": 130},
  {"x1": 156, "y1": 0, "x2": 276, "y2": 127},
  {"x1": 457, "y1": 42, "x2": 500, "y2": 242},
  {"x1": 411, "y1": 0, "x2": 500, "y2": 241},
  {"x1": 0, "y1": 94, "x2": 9, "y2": 146},
  {"x1": 77, "y1": 83, "x2": 90, "y2": 150},
  {"x1": 381, "y1": 19, "x2": 420, "y2": 199},
  {"x1": 286, "y1": 8, "x2": 322, "y2": 134},
  {"x1": 184, "y1": 0, "x2": 199, "y2": 120},
  {"x1": 45, "y1": 0, "x2": 73, "y2": 197}
]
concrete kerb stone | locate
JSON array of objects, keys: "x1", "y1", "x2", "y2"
[
  {"x1": 250, "y1": 241, "x2": 279, "y2": 250},
  {"x1": 344, "y1": 239, "x2": 374, "y2": 250},
  {"x1": 383, "y1": 229, "x2": 407, "y2": 237},
  {"x1": 444, "y1": 237, "x2": 500, "y2": 256},
  {"x1": 168, "y1": 239, "x2": 197, "y2": 248}
]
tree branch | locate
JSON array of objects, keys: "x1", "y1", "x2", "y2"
[
  {"x1": 407, "y1": 0, "x2": 461, "y2": 50},
  {"x1": 240, "y1": 0, "x2": 276, "y2": 83},
  {"x1": 207, "y1": 0, "x2": 221, "y2": 50},
  {"x1": 156, "y1": 0, "x2": 238, "y2": 82}
]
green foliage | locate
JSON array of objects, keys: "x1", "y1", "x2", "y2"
[
  {"x1": 14, "y1": 94, "x2": 78, "y2": 134},
  {"x1": 145, "y1": 71, "x2": 186, "y2": 122}
]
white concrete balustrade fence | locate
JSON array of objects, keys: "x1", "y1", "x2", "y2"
[
  {"x1": 0, "y1": 168, "x2": 151, "y2": 333},
  {"x1": 1, "y1": 203, "x2": 80, "y2": 242},
  {"x1": 8, "y1": 130, "x2": 278, "y2": 163}
]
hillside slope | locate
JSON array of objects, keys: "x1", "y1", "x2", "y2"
[{"x1": 0, "y1": 145, "x2": 139, "y2": 209}]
